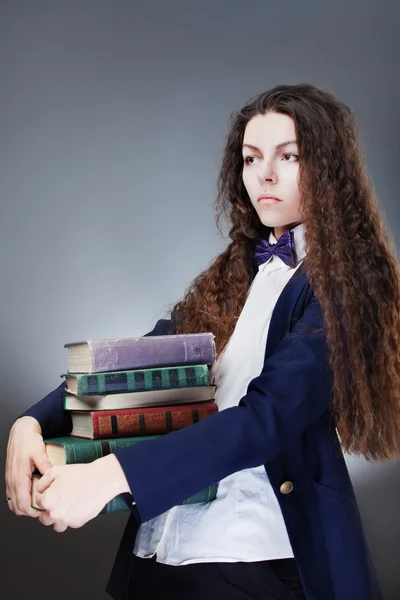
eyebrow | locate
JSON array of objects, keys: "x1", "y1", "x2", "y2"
[{"x1": 242, "y1": 140, "x2": 298, "y2": 152}]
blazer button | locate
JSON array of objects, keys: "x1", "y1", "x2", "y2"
[{"x1": 280, "y1": 481, "x2": 294, "y2": 495}]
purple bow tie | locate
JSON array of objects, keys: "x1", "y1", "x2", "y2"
[{"x1": 253, "y1": 230, "x2": 297, "y2": 269}]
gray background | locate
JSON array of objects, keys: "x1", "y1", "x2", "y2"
[{"x1": 1, "y1": 0, "x2": 399, "y2": 598}]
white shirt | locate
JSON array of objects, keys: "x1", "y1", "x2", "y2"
[{"x1": 133, "y1": 222, "x2": 307, "y2": 565}]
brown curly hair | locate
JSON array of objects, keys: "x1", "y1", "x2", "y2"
[{"x1": 167, "y1": 83, "x2": 400, "y2": 462}]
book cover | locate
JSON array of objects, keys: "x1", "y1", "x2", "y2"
[
  {"x1": 63, "y1": 364, "x2": 210, "y2": 395},
  {"x1": 63, "y1": 384, "x2": 216, "y2": 411},
  {"x1": 70, "y1": 401, "x2": 219, "y2": 439},
  {"x1": 64, "y1": 332, "x2": 216, "y2": 373}
]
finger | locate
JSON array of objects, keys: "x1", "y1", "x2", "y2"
[
  {"x1": 35, "y1": 491, "x2": 45, "y2": 511},
  {"x1": 35, "y1": 489, "x2": 52, "y2": 513},
  {"x1": 31, "y1": 506, "x2": 43, "y2": 514},
  {"x1": 14, "y1": 472, "x2": 42, "y2": 518},
  {"x1": 32, "y1": 451, "x2": 53, "y2": 477},
  {"x1": 5, "y1": 434, "x2": 15, "y2": 505},
  {"x1": 39, "y1": 511, "x2": 55, "y2": 527},
  {"x1": 5, "y1": 437, "x2": 12, "y2": 499},
  {"x1": 9, "y1": 485, "x2": 26, "y2": 517},
  {"x1": 53, "y1": 521, "x2": 68, "y2": 533},
  {"x1": 35, "y1": 469, "x2": 55, "y2": 494},
  {"x1": 8, "y1": 455, "x2": 35, "y2": 517},
  {"x1": 8, "y1": 457, "x2": 23, "y2": 515}
]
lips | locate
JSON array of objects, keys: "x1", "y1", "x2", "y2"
[{"x1": 257, "y1": 195, "x2": 282, "y2": 202}]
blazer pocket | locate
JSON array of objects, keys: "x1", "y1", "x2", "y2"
[{"x1": 313, "y1": 480, "x2": 357, "y2": 505}]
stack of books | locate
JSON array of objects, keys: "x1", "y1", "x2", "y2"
[{"x1": 31, "y1": 332, "x2": 219, "y2": 515}]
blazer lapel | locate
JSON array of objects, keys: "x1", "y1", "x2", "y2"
[{"x1": 263, "y1": 261, "x2": 309, "y2": 361}]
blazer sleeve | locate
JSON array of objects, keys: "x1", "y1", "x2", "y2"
[
  {"x1": 16, "y1": 318, "x2": 174, "y2": 438},
  {"x1": 113, "y1": 294, "x2": 334, "y2": 523},
  {"x1": 18, "y1": 381, "x2": 72, "y2": 439}
]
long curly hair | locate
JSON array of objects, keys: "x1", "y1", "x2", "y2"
[{"x1": 167, "y1": 83, "x2": 400, "y2": 461}]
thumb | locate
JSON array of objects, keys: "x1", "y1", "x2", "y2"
[
  {"x1": 33, "y1": 450, "x2": 53, "y2": 476},
  {"x1": 35, "y1": 468, "x2": 56, "y2": 494}
]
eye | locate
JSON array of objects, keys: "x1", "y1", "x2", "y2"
[
  {"x1": 282, "y1": 153, "x2": 299, "y2": 162},
  {"x1": 243, "y1": 156, "x2": 258, "y2": 165}
]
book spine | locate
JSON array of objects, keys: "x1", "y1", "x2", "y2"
[
  {"x1": 89, "y1": 334, "x2": 216, "y2": 373},
  {"x1": 59, "y1": 436, "x2": 160, "y2": 463},
  {"x1": 99, "y1": 483, "x2": 219, "y2": 514},
  {"x1": 72, "y1": 364, "x2": 210, "y2": 395},
  {"x1": 91, "y1": 403, "x2": 218, "y2": 438}
]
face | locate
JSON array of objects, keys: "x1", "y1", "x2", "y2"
[{"x1": 241, "y1": 111, "x2": 303, "y2": 239}]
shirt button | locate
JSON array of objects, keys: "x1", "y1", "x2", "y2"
[{"x1": 280, "y1": 481, "x2": 294, "y2": 495}]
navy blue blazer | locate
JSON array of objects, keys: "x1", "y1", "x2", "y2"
[{"x1": 21, "y1": 262, "x2": 383, "y2": 600}]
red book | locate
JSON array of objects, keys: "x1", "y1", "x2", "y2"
[{"x1": 69, "y1": 401, "x2": 218, "y2": 439}]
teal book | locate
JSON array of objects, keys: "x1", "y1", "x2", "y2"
[{"x1": 63, "y1": 364, "x2": 210, "y2": 395}]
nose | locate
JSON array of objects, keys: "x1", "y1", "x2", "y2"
[{"x1": 258, "y1": 162, "x2": 278, "y2": 184}]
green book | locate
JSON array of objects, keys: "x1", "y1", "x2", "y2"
[
  {"x1": 63, "y1": 364, "x2": 210, "y2": 395},
  {"x1": 42, "y1": 435, "x2": 160, "y2": 463},
  {"x1": 31, "y1": 435, "x2": 218, "y2": 514}
]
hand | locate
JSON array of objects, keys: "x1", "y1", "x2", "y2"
[
  {"x1": 5, "y1": 416, "x2": 53, "y2": 518},
  {"x1": 35, "y1": 454, "x2": 130, "y2": 533}
]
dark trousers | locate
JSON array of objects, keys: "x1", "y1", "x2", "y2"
[{"x1": 129, "y1": 553, "x2": 306, "y2": 599}]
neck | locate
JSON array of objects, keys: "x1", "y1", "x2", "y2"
[{"x1": 274, "y1": 221, "x2": 302, "y2": 240}]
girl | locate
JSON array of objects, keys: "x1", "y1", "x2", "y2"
[{"x1": 6, "y1": 83, "x2": 400, "y2": 600}]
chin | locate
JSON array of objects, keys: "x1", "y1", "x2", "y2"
[{"x1": 256, "y1": 215, "x2": 280, "y2": 227}]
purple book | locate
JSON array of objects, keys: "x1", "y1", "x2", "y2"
[{"x1": 65, "y1": 333, "x2": 216, "y2": 373}]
